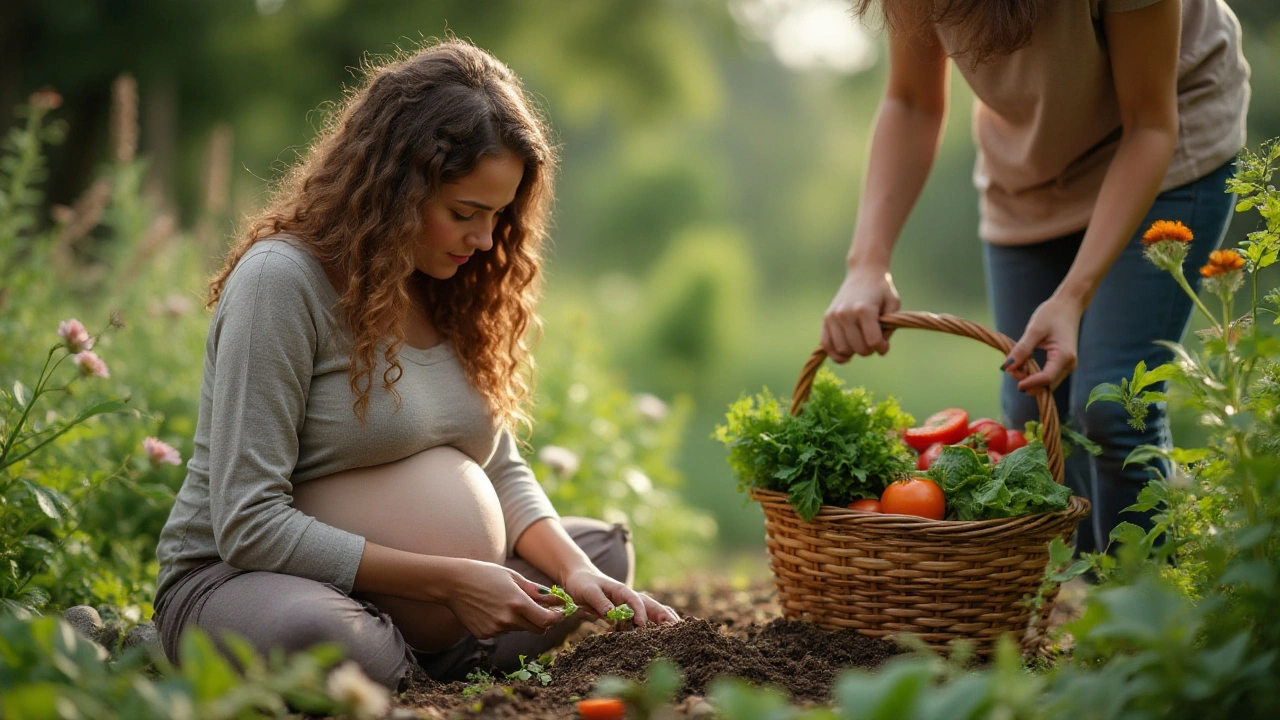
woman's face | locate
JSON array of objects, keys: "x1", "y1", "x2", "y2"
[{"x1": 414, "y1": 151, "x2": 525, "y2": 280}]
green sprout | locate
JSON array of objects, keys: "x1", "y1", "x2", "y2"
[
  {"x1": 548, "y1": 585, "x2": 577, "y2": 616},
  {"x1": 605, "y1": 604, "x2": 635, "y2": 623}
]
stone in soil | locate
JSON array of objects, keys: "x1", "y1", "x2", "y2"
[{"x1": 62, "y1": 605, "x2": 103, "y2": 643}]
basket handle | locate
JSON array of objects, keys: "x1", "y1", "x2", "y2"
[{"x1": 789, "y1": 311, "x2": 1064, "y2": 485}]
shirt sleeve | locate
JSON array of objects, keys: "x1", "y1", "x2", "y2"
[
  {"x1": 206, "y1": 247, "x2": 366, "y2": 591},
  {"x1": 484, "y1": 428, "x2": 559, "y2": 555}
]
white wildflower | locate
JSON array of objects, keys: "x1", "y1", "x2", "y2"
[
  {"x1": 538, "y1": 445, "x2": 580, "y2": 478},
  {"x1": 634, "y1": 393, "x2": 669, "y2": 422},
  {"x1": 623, "y1": 468, "x2": 653, "y2": 495},
  {"x1": 327, "y1": 661, "x2": 390, "y2": 720}
]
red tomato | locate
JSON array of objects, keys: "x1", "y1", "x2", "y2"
[
  {"x1": 879, "y1": 477, "x2": 946, "y2": 520},
  {"x1": 848, "y1": 499, "x2": 882, "y2": 512},
  {"x1": 916, "y1": 442, "x2": 945, "y2": 471},
  {"x1": 577, "y1": 698, "x2": 627, "y2": 720},
  {"x1": 1005, "y1": 429, "x2": 1028, "y2": 453},
  {"x1": 903, "y1": 409, "x2": 970, "y2": 451},
  {"x1": 986, "y1": 449, "x2": 1004, "y2": 464},
  {"x1": 967, "y1": 418, "x2": 1008, "y2": 454}
]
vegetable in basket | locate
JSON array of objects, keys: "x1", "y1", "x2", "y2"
[
  {"x1": 924, "y1": 442, "x2": 1070, "y2": 520},
  {"x1": 715, "y1": 368, "x2": 916, "y2": 521}
]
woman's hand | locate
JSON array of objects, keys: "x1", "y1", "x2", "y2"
[
  {"x1": 1004, "y1": 294, "x2": 1084, "y2": 392},
  {"x1": 438, "y1": 559, "x2": 566, "y2": 640},
  {"x1": 822, "y1": 265, "x2": 901, "y2": 362},
  {"x1": 560, "y1": 567, "x2": 680, "y2": 628}
]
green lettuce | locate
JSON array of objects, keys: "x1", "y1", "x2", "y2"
[{"x1": 926, "y1": 443, "x2": 1071, "y2": 520}]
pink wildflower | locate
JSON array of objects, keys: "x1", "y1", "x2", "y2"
[
  {"x1": 73, "y1": 351, "x2": 109, "y2": 378},
  {"x1": 57, "y1": 319, "x2": 94, "y2": 353},
  {"x1": 143, "y1": 437, "x2": 182, "y2": 467}
]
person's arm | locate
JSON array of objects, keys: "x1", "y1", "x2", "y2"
[
  {"x1": 822, "y1": 24, "x2": 949, "y2": 362},
  {"x1": 1005, "y1": 0, "x2": 1182, "y2": 390},
  {"x1": 513, "y1": 518, "x2": 679, "y2": 627},
  {"x1": 353, "y1": 541, "x2": 564, "y2": 638},
  {"x1": 484, "y1": 431, "x2": 679, "y2": 627}
]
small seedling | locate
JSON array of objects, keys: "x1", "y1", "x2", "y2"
[
  {"x1": 548, "y1": 585, "x2": 578, "y2": 616},
  {"x1": 507, "y1": 654, "x2": 552, "y2": 686},
  {"x1": 461, "y1": 668, "x2": 495, "y2": 698},
  {"x1": 605, "y1": 604, "x2": 634, "y2": 623}
]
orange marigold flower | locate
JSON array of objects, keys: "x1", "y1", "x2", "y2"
[
  {"x1": 1200, "y1": 249, "x2": 1246, "y2": 278},
  {"x1": 1142, "y1": 220, "x2": 1194, "y2": 245}
]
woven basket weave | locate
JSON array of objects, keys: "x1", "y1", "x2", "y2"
[{"x1": 754, "y1": 311, "x2": 1091, "y2": 655}]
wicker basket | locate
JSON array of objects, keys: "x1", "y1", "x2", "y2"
[{"x1": 754, "y1": 311, "x2": 1091, "y2": 655}]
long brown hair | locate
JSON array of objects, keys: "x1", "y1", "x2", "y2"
[
  {"x1": 209, "y1": 38, "x2": 557, "y2": 430},
  {"x1": 855, "y1": 0, "x2": 1045, "y2": 65}
]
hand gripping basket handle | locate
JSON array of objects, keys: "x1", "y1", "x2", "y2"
[{"x1": 789, "y1": 311, "x2": 1065, "y2": 485}]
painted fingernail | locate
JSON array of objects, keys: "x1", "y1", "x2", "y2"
[
  {"x1": 1001, "y1": 358, "x2": 1013, "y2": 369},
  {"x1": 537, "y1": 585, "x2": 550, "y2": 595}
]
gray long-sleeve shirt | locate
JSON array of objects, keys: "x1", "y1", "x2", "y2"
[{"x1": 155, "y1": 238, "x2": 558, "y2": 601}]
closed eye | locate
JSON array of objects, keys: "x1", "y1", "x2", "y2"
[{"x1": 451, "y1": 210, "x2": 476, "y2": 221}]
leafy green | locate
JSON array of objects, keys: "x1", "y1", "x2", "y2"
[
  {"x1": 715, "y1": 368, "x2": 915, "y2": 521},
  {"x1": 548, "y1": 585, "x2": 578, "y2": 616},
  {"x1": 925, "y1": 443, "x2": 1070, "y2": 521},
  {"x1": 605, "y1": 604, "x2": 635, "y2": 622}
]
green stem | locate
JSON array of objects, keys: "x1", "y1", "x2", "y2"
[
  {"x1": 0, "y1": 346, "x2": 59, "y2": 464},
  {"x1": 1251, "y1": 272, "x2": 1259, "y2": 330},
  {"x1": 1173, "y1": 271, "x2": 1220, "y2": 331}
]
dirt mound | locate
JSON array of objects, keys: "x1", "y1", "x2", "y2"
[{"x1": 397, "y1": 616, "x2": 899, "y2": 717}]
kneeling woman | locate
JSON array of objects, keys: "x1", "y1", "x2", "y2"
[{"x1": 153, "y1": 39, "x2": 678, "y2": 689}]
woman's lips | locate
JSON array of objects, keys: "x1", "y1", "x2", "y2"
[{"x1": 448, "y1": 253, "x2": 471, "y2": 265}]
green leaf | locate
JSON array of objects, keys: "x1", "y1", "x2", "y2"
[
  {"x1": 1087, "y1": 383, "x2": 1125, "y2": 409},
  {"x1": 1109, "y1": 522, "x2": 1146, "y2": 547},
  {"x1": 19, "y1": 535, "x2": 56, "y2": 555},
  {"x1": 21, "y1": 480, "x2": 64, "y2": 521},
  {"x1": 178, "y1": 629, "x2": 241, "y2": 701},
  {"x1": 1123, "y1": 444, "x2": 1167, "y2": 468},
  {"x1": 1218, "y1": 560, "x2": 1275, "y2": 589},
  {"x1": 1132, "y1": 363, "x2": 1177, "y2": 392}
]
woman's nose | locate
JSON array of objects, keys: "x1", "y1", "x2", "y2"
[{"x1": 468, "y1": 219, "x2": 496, "y2": 251}]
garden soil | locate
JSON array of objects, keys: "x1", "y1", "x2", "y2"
[{"x1": 395, "y1": 577, "x2": 903, "y2": 719}]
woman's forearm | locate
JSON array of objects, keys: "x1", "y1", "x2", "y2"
[
  {"x1": 1055, "y1": 127, "x2": 1177, "y2": 310},
  {"x1": 511, "y1": 517, "x2": 594, "y2": 585},
  {"x1": 847, "y1": 93, "x2": 947, "y2": 272},
  {"x1": 352, "y1": 540, "x2": 465, "y2": 603}
]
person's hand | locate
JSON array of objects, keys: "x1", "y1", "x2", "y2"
[
  {"x1": 439, "y1": 559, "x2": 566, "y2": 639},
  {"x1": 822, "y1": 265, "x2": 901, "y2": 363},
  {"x1": 1004, "y1": 294, "x2": 1083, "y2": 392},
  {"x1": 560, "y1": 567, "x2": 680, "y2": 628}
]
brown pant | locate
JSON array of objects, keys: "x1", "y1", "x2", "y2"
[{"x1": 154, "y1": 517, "x2": 632, "y2": 688}]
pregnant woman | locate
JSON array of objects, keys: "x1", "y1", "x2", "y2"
[{"x1": 153, "y1": 39, "x2": 677, "y2": 690}]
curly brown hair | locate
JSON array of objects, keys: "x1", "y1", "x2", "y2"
[
  {"x1": 208, "y1": 38, "x2": 557, "y2": 430},
  {"x1": 855, "y1": 0, "x2": 1045, "y2": 66}
]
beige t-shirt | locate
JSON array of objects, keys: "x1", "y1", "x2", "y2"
[
  {"x1": 935, "y1": 0, "x2": 1250, "y2": 244},
  {"x1": 155, "y1": 238, "x2": 558, "y2": 599}
]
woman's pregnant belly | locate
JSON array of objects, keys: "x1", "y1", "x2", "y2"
[{"x1": 292, "y1": 445, "x2": 506, "y2": 565}]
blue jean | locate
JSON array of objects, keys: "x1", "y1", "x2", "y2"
[{"x1": 983, "y1": 159, "x2": 1236, "y2": 555}]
